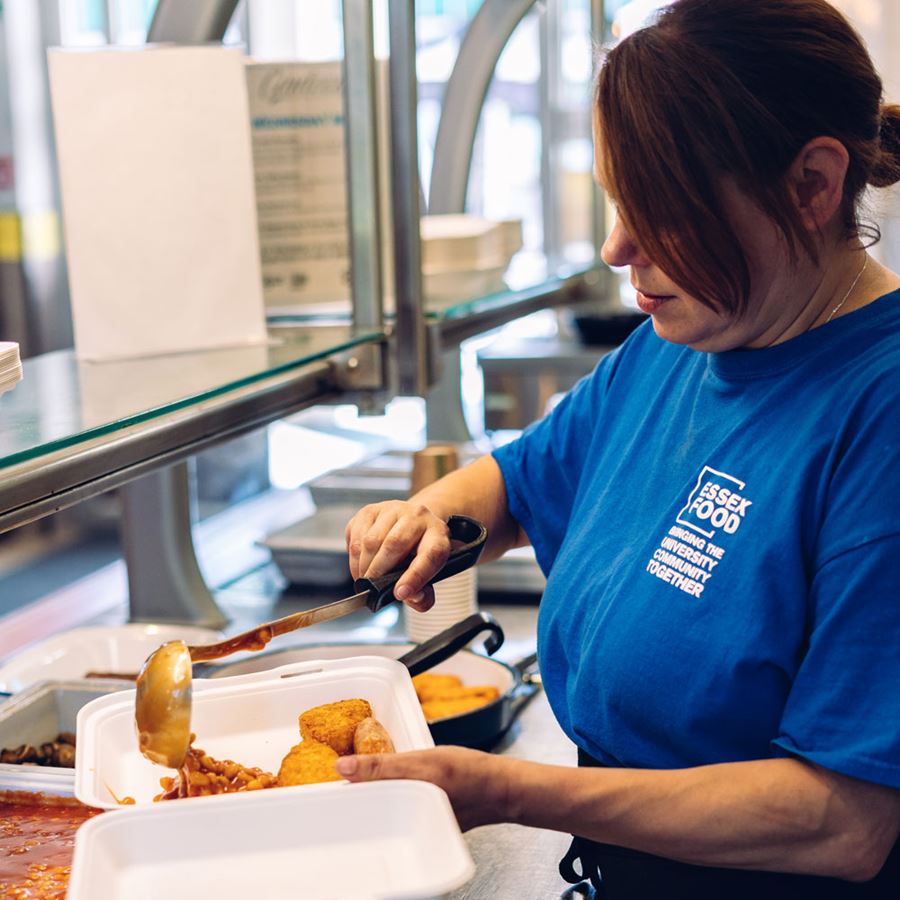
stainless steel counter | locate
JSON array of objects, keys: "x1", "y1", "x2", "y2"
[
  {"x1": 441, "y1": 605, "x2": 580, "y2": 900},
  {"x1": 450, "y1": 691, "x2": 578, "y2": 899}
]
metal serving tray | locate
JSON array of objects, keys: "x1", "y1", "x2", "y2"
[{"x1": 0, "y1": 679, "x2": 125, "y2": 780}]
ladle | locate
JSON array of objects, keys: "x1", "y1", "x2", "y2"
[{"x1": 134, "y1": 515, "x2": 488, "y2": 770}]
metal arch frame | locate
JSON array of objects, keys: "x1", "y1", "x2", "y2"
[
  {"x1": 428, "y1": 0, "x2": 538, "y2": 215},
  {"x1": 425, "y1": 0, "x2": 610, "y2": 441},
  {"x1": 430, "y1": 0, "x2": 609, "y2": 253},
  {"x1": 146, "y1": 0, "x2": 241, "y2": 44}
]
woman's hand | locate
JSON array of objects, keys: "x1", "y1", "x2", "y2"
[
  {"x1": 335, "y1": 746, "x2": 512, "y2": 832},
  {"x1": 344, "y1": 500, "x2": 452, "y2": 611}
]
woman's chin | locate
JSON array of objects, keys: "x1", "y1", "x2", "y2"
[{"x1": 649, "y1": 312, "x2": 735, "y2": 351}]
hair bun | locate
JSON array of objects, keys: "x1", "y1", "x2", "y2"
[{"x1": 869, "y1": 103, "x2": 900, "y2": 187}]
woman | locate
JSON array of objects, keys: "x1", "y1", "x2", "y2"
[{"x1": 340, "y1": 1, "x2": 900, "y2": 896}]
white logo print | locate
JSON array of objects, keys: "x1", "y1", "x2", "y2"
[
  {"x1": 644, "y1": 465, "x2": 752, "y2": 599},
  {"x1": 676, "y1": 466, "x2": 752, "y2": 539}
]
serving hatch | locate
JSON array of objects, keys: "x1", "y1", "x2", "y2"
[{"x1": 75, "y1": 655, "x2": 433, "y2": 809}]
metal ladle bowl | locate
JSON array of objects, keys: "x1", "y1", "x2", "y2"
[{"x1": 134, "y1": 640, "x2": 193, "y2": 769}]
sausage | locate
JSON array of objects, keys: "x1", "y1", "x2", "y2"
[{"x1": 352, "y1": 717, "x2": 395, "y2": 754}]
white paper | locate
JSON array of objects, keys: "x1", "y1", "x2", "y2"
[{"x1": 48, "y1": 46, "x2": 267, "y2": 361}]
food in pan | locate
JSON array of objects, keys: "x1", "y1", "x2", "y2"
[
  {"x1": 0, "y1": 792, "x2": 101, "y2": 899},
  {"x1": 420, "y1": 692, "x2": 500, "y2": 721},
  {"x1": 277, "y1": 738, "x2": 343, "y2": 787},
  {"x1": 0, "y1": 732, "x2": 76, "y2": 768},
  {"x1": 299, "y1": 698, "x2": 373, "y2": 756},
  {"x1": 154, "y1": 699, "x2": 394, "y2": 800},
  {"x1": 411, "y1": 673, "x2": 465, "y2": 700},
  {"x1": 412, "y1": 672, "x2": 500, "y2": 722}
]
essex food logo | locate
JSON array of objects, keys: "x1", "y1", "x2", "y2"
[{"x1": 676, "y1": 466, "x2": 752, "y2": 539}]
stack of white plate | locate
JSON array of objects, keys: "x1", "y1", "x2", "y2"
[{"x1": 0, "y1": 341, "x2": 22, "y2": 396}]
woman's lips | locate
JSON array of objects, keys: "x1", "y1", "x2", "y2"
[{"x1": 635, "y1": 290, "x2": 676, "y2": 314}]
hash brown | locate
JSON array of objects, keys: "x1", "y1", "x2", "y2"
[
  {"x1": 299, "y1": 698, "x2": 373, "y2": 756},
  {"x1": 277, "y1": 738, "x2": 343, "y2": 786}
]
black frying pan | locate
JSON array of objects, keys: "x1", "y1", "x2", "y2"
[{"x1": 198, "y1": 612, "x2": 541, "y2": 750}]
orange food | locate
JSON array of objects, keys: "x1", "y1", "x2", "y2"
[
  {"x1": 353, "y1": 717, "x2": 395, "y2": 755},
  {"x1": 152, "y1": 701, "x2": 396, "y2": 796},
  {"x1": 421, "y1": 692, "x2": 499, "y2": 721},
  {"x1": 0, "y1": 794, "x2": 101, "y2": 899},
  {"x1": 277, "y1": 739, "x2": 343, "y2": 787},
  {"x1": 155, "y1": 742, "x2": 278, "y2": 801},
  {"x1": 412, "y1": 673, "x2": 500, "y2": 722},
  {"x1": 411, "y1": 673, "x2": 464, "y2": 702},
  {"x1": 298, "y1": 698, "x2": 373, "y2": 756}
]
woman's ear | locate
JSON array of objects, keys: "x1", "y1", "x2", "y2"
[{"x1": 788, "y1": 136, "x2": 850, "y2": 232}]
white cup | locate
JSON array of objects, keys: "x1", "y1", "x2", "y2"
[{"x1": 403, "y1": 568, "x2": 479, "y2": 644}]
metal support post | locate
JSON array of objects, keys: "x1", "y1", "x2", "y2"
[
  {"x1": 539, "y1": 0, "x2": 562, "y2": 268},
  {"x1": 589, "y1": 0, "x2": 617, "y2": 305},
  {"x1": 388, "y1": 0, "x2": 428, "y2": 395},
  {"x1": 342, "y1": 0, "x2": 385, "y2": 336},
  {"x1": 121, "y1": 463, "x2": 228, "y2": 628},
  {"x1": 425, "y1": 344, "x2": 473, "y2": 443}
]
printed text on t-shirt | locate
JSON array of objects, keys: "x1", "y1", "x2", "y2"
[{"x1": 645, "y1": 466, "x2": 752, "y2": 598}]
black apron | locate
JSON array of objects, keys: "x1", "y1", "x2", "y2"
[{"x1": 559, "y1": 748, "x2": 900, "y2": 900}]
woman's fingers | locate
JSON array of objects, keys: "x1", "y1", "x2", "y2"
[
  {"x1": 345, "y1": 502, "x2": 451, "y2": 604},
  {"x1": 346, "y1": 501, "x2": 411, "y2": 580},
  {"x1": 345, "y1": 504, "x2": 381, "y2": 581},
  {"x1": 405, "y1": 584, "x2": 435, "y2": 613},
  {"x1": 369, "y1": 517, "x2": 450, "y2": 602},
  {"x1": 335, "y1": 746, "x2": 509, "y2": 832}
]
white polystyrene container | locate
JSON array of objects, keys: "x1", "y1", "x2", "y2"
[
  {"x1": 0, "y1": 623, "x2": 223, "y2": 693},
  {"x1": 75, "y1": 655, "x2": 434, "y2": 809},
  {"x1": 67, "y1": 779, "x2": 474, "y2": 900}
]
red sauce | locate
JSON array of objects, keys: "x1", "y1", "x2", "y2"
[{"x1": 0, "y1": 793, "x2": 101, "y2": 899}]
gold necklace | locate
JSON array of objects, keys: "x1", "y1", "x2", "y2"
[{"x1": 825, "y1": 255, "x2": 868, "y2": 324}]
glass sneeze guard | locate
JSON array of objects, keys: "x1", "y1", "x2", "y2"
[
  {"x1": 432, "y1": 263, "x2": 598, "y2": 321},
  {"x1": 266, "y1": 262, "x2": 603, "y2": 332},
  {"x1": 0, "y1": 324, "x2": 382, "y2": 472}
]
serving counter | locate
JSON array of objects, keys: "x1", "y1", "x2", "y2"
[{"x1": 212, "y1": 586, "x2": 580, "y2": 899}]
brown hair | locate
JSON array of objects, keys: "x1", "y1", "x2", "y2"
[{"x1": 595, "y1": 0, "x2": 900, "y2": 316}]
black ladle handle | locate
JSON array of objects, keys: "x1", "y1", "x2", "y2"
[
  {"x1": 355, "y1": 515, "x2": 488, "y2": 613},
  {"x1": 398, "y1": 611, "x2": 505, "y2": 677}
]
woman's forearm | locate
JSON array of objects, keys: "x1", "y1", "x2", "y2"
[
  {"x1": 501, "y1": 756, "x2": 900, "y2": 881},
  {"x1": 410, "y1": 455, "x2": 527, "y2": 562}
]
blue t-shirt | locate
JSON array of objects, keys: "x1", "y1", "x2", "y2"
[{"x1": 493, "y1": 292, "x2": 900, "y2": 788}]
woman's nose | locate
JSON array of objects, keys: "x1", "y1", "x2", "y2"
[{"x1": 601, "y1": 214, "x2": 651, "y2": 268}]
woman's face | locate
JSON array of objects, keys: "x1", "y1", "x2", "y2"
[
  {"x1": 593, "y1": 93, "x2": 825, "y2": 352},
  {"x1": 600, "y1": 181, "x2": 808, "y2": 352}
]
